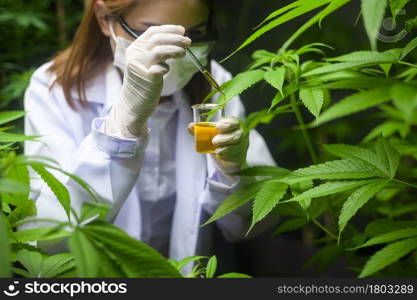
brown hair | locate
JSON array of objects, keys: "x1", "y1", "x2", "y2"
[{"x1": 48, "y1": 0, "x2": 211, "y2": 111}]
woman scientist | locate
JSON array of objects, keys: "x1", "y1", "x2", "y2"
[{"x1": 23, "y1": 0, "x2": 277, "y2": 274}]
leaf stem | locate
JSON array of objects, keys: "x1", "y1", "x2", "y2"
[
  {"x1": 393, "y1": 178, "x2": 417, "y2": 190},
  {"x1": 290, "y1": 94, "x2": 318, "y2": 164},
  {"x1": 12, "y1": 218, "x2": 67, "y2": 228},
  {"x1": 399, "y1": 61, "x2": 417, "y2": 69},
  {"x1": 312, "y1": 219, "x2": 337, "y2": 240}
]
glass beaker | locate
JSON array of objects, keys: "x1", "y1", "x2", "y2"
[{"x1": 191, "y1": 103, "x2": 224, "y2": 154}]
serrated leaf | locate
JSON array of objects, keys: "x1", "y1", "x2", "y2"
[
  {"x1": 313, "y1": 88, "x2": 391, "y2": 126},
  {"x1": 273, "y1": 217, "x2": 308, "y2": 235},
  {"x1": 279, "y1": 158, "x2": 385, "y2": 185},
  {"x1": 291, "y1": 180, "x2": 314, "y2": 212},
  {"x1": 264, "y1": 68, "x2": 286, "y2": 96},
  {"x1": 299, "y1": 87, "x2": 324, "y2": 118},
  {"x1": 323, "y1": 144, "x2": 389, "y2": 177},
  {"x1": 359, "y1": 237, "x2": 417, "y2": 277},
  {"x1": 338, "y1": 179, "x2": 389, "y2": 237},
  {"x1": 202, "y1": 180, "x2": 266, "y2": 226},
  {"x1": 320, "y1": 76, "x2": 394, "y2": 91},
  {"x1": 253, "y1": 0, "x2": 302, "y2": 29},
  {"x1": 203, "y1": 70, "x2": 265, "y2": 104},
  {"x1": 303, "y1": 61, "x2": 382, "y2": 77},
  {"x1": 205, "y1": 256, "x2": 217, "y2": 278},
  {"x1": 286, "y1": 180, "x2": 375, "y2": 203},
  {"x1": 249, "y1": 182, "x2": 287, "y2": 233},
  {"x1": 362, "y1": 0, "x2": 388, "y2": 50},
  {"x1": 30, "y1": 165, "x2": 71, "y2": 220},
  {"x1": 22, "y1": 160, "x2": 100, "y2": 204},
  {"x1": 281, "y1": 0, "x2": 350, "y2": 51},
  {"x1": 327, "y1": 51, "x2": 398, "y2": 63},
  {"x1": 268, "y1": 84, "x2": 299, "y2": 112},
  {"x1": 375, "y1": 139, "x2": 400, "y2": 178},
  {"x1": 352, "y1": 228, "x2": 417, "y2": 250},
  {"x1": 401, "y1": 37, "x2": 417, "y2": 60},
  {"x1": 83, "y1": 221, "x2": 182, "y2": 277},
  {"x1": 222, "y1": 0, "x2": 332, "y2": 61}
]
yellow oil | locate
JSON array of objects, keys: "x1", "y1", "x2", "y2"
[
  {"x1": 194, "y1": 122, "x2": 219, "y2": 153},
  {"x1": 203, "y1": 70, "x2": 226, "y2": 102}
]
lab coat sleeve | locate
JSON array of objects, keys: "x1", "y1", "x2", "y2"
[
  {"x1": 200, "y1": 90, "x2": 279, "y2": 242},
  {"x1": 22, "y1": 66, "x2": 150, "y2": 237}
]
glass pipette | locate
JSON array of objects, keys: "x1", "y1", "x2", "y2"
[{"x1": 185, "y1": 48, "x2": 224, "y2": 96}]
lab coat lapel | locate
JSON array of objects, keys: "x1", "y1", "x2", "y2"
[
  {"x1": 103, "y1": 64, "x2": 123, "y2": 116},
  {"x1": 170, "y1": 91, "x2": 207, "y2": 272}
]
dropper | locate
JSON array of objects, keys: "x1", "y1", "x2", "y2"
[{"x1": 185, "y1": 48, "x2": 224, "y2": 96}]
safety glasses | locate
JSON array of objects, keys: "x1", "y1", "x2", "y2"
[{"x1": 117, "y1": 16, "x2": 218, "y2": 45}]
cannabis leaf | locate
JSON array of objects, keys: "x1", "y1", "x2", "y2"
[
  {"x1": 249, "y1": 181, "x2": 287, "y2": 233},
  {"x1": 264, "y1": 68, "x2": 286, "y2": 96},
  {"x1": 280, "y1": 158, "x2": 385, "y2": 185},
  {"x1": 374, "y1": 138, "x2": 400, "y2": 178},
  {"x1": 299, "y1": 87, "x2": 324, "y2": 118},
  {"x1": 361, "y1": 0, "x2": 387, "y2": 50},
  {"x1": 202, "y1": 180, "x2": 267, "y2": 226},
  {"x1": 285, "y1": 180, "x2": 375, "y2": 203},
  {"x1": 401, "y1": 37, "x2": 417, "y2": 60},
  {"x1": 313, "y1": 87, "x2": 391, "y2": 126},
  {"x1": 338, "y1": 179, "x2": 389, "y2": 237},
  {"x1": 30, "y1": 164, "x2": 71, "y2": 220},
  {"x1": 70, "y1": 220, "x2": 182, "y2": 277},
  {"x1": 359, "y1": 237, "x2": 417, "y2": 277},
  {"x1": 351, "y1": 228, "x2": 417, "y2": 250}
]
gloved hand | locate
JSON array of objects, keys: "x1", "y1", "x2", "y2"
[
  {"x1": 105, "y1": 25, "x2": 191, "y2": 138},
  {"x1": 188, "y1": 116, "x2": 250, "y2": 177}
]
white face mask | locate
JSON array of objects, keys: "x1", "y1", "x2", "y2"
[{"x1": 108, "y1": 20, "x2": 211, "y2": 96}]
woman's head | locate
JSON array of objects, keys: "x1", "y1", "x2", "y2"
[
  {"x1": 95, "y1": 0, "x2": 211, "y2": 45},
  {"x1": 49, "y1": 0, "x2": 215, "y2": 110}
]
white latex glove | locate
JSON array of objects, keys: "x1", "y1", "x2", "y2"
[
  {"x1": 188, "y1": 116, "x2": 250, "y2": 179},
  {"x1": 105, "y1": 25, "x2": 191, "y2": 138}
]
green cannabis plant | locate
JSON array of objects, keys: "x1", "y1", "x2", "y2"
[{"x1": 203, "y1": 0, "x2": 417, "y2": 278}]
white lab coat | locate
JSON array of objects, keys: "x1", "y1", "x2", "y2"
[{"x1": 23, "y1": 60, "x2": 277, "y2": 275}]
